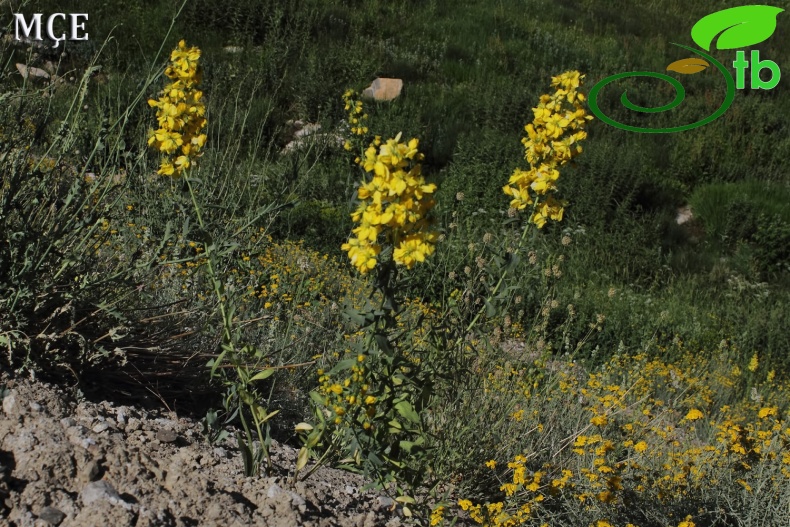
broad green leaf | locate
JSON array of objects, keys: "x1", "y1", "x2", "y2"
[
  {"x1": 691, "y1": 5, "x2": 784, "y2": 51},
  {"x1": 374, "y1": 333, "x2": 393, "y2": 354},
  {"x1": 343, "y1": 307, "x2": 368, "y2": 326},
  {"x1": 394, "y1": 400, "x2": 421, "y2": 424},
  {"x1": 396, "y1": 495, "x2": 416, "y2": 504}
]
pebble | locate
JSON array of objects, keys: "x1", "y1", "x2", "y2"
[
  {"x1": 156, "y1": 429, "x2": 178, "y2": 443},
  {"x1": 92, "y1": 422, "x2": 110, "y2": 434},
  {"x1": 81, "y1": 480, "x2": 121, "y2": 505},
  {"x1": 38, "y1": 505, "x2": 66, "y2": 525},
  {"x1": 377, "y1": 496, "x2": 395, "y2": 510},
  {"x1": 29, "y1": 401, "x2": 42, "y2": 412},
  {"x1": 2, "y1": 392, "x2": 17, "y2": 415},
  {"x1": 126, "y1": 418, "x2": 141, "y2": 432},
  {"x1": 266, "y1": 484, "x2": 307, "y2": 513},
  {"x1": 116, "y1": 408, "x2": 127, "y2": 424},
  {"x1": 80, "y1": 460, "x2": 101, "y2": 483}
]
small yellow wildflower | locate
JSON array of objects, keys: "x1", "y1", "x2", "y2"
[
  {"x1": 748, "y1": 353, "x2": 759, "y2": 372},
  {"x1": 758, "y1": 406, "x2": 778, "y2": 419},
  {"x1": 430, "y1": 505, "x2": 444, "y2": 526}
]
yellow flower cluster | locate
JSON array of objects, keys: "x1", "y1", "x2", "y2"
[
  {"x1": 147, "y1": 40, "x2": 207, "y2": 177},
  {"x1": 342, "y1": 132, "x2": 438, "y2": 273},
  {"x1": 342, "y1": 89, "x2": 369, "y2": 140},
  {"x1": 503, "y1": 70, "x2": 592, "y2": 228},
  {"x1": 317, "y1": 354, "x2": 378, "y2": 428}
]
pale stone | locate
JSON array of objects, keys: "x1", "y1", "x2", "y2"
[
  {"x1": 361, "y1": 78, "x2": 403, "y2": 101},
  {"x1": 16, "y1": 63, "x2": 50, "y2": 80}
]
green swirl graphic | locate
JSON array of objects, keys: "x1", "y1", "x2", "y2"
[{"x1": 588, "y1": 43, "x2": 736, "y2": 133}]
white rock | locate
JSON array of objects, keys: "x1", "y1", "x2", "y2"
[
  {"x1": 676, "y1": 205, "x2": 693, "y2": 225},
  {"x1": 16, "y1": 63, "x2": 50, "y2": 80},
  {"x1": 2, "y1": 392, "x2": 16, "y2": 415}
]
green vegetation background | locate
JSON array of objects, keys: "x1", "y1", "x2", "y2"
[{"x1": 5, "y1": 0, "x2": 790, "y2": 370}]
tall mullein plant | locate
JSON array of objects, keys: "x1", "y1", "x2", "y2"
[
  {"x1": 464, "y1": 70, "x2": 594, "y2": 337},
  {"x1": 295, "y1": 91, "x2": 441, "y2": 514},
  {"x1": 148, "y1": 41, "x2": 278, "y2": 477}
]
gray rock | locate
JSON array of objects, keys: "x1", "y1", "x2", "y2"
[
  {"x1": 38, "y1": 505, "x2": 66, "y2": 525},
  {"x1": 92, "y1": 422, "x2": 110, "y2": 434},
  {"x1": 81, "y1": 480, "x2": 120, "y2": 506},
  {"x1": 156, "y1": 429, "x2": 178, "y2": 443}
]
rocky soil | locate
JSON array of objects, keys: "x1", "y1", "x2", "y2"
[{"x1": 0, "y1": 373, "x2": 419, "y2": 527}]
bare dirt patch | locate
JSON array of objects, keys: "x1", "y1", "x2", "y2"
[{"x1": 0, "y1": 373, "x2": 408, "y2": 527}]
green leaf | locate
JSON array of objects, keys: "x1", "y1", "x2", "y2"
[
  {"x1": 504, "y1": 252, "x2": 520, "y2": 273},
  {"x1": 484, "y1": 298, "x2": 496, "y2": 318},
  {"x1": 236, "y1": 433, "x2": 254, "y2": 476},
  {"x1": 374, "y1": 333, "x2": 394, "y2": 354},
  {"x1": 294, "y1": 422, "x2": 313, "y2": 432},
  {"x1": 343, "y1": 307, "x2": 368, "y2": 326},
  {"x1": 309, "y1": 390, "x2": 326, "y2": 407},
  {"x1": 249, "y1": 368, "x2": 275, "y2": 382},
  {"x1": 394, "y1": 400, "x2": 421, "y2": 424},
  {"x1": 691, "y1": 5, "x2": 784, "y2": 51},
  {"x1": 328, "y1": 358, "x2": 357, "y2": 376}
]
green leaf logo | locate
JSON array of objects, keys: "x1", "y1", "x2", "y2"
[{"x1": 691, "y1": 5, "x2": 784, "y2": 51}]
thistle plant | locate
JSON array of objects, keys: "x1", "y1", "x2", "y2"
[{"x1": 148, "y1": 40, "x2": 278, "y2": 477}]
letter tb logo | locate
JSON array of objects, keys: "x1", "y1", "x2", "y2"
[
  {"x1": 733, "y1": 50, "x2": 781, "y2": 90},
  {"x1": 589, "y1": 5, "x2": 784, "y2": 133}
]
